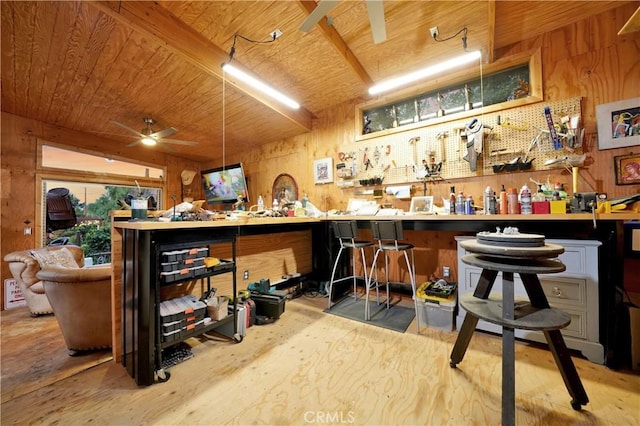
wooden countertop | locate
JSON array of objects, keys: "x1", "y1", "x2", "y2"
[{"x1": 112, "y1": 212, "x2": 638, "y2": 230}]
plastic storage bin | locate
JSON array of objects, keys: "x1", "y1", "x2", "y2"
[{"x1": 415, "y1": 282, "x2": 457, "y2": 331}]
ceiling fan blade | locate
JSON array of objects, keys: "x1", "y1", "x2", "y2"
[
  {"x1": 126, "y1": 140, "x2": 141, "y2": 147},
  {"x1": 150, "y1": 127, "x2": 177, "y2": 139},
  {"x1": 299, "y1": 0, "x2": 340, "y2": 32},
  {"x1": 366, "y1": 0, "x2": 386, "y2": 44},
  {"x1": 110, "y1": 120, "x2": 145, "y2": 138},
  {"x1": 160, "y1": 138, "x2": 200, "y2": 146}
]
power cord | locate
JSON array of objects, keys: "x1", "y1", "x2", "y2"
[
  {"x1": 433, "y1": 27, "x2": 468, "y2": 50},
  {"x1": 226, "y1": 32, "x2": 279, "y2": 63}
]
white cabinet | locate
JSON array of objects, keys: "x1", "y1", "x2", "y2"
[{"x1": 456, "y1": 237, "x2": 603, "y2": 364}]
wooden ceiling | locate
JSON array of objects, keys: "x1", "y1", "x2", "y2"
[{"x1": 1, "y1": 1, "x2": 633, "y2": 163}]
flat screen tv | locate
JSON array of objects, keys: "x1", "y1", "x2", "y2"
[{"x1": 201, "y1": 163, "x2": 249, "y2": 205}]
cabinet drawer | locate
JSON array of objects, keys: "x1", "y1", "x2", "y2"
[
  {"x1": 539, "y1": 276, "x2": 585, "y2": 307},
  {"x1": 555, "y1": 246, "x2": 586, "y2": 275},
  {"x1": 559, "y1": 307, "x2": 587, "y2": 339}
]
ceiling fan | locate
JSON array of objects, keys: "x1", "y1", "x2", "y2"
[
  {"x1": 110, "y1": 117, "x2": 199, "y2": 149},
  {"x1": 299, "y1": 0, "x2": 387, "y2": 44}
]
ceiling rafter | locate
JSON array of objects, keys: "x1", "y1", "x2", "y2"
[
  {"x1": 486, "y1": 0, "x2": 496, "y2": 63},
  {"x1": 90, "y1": 0, "x2": 313, "y2": 131},
  {"x1": 297, "y1": 0, "x2": 374, "y2": 87}
]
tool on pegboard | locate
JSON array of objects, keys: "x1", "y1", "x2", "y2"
[{"x1": 544, "y1": 106, "x2": 562, "y2": 150}]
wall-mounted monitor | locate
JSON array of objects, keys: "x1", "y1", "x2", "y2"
[{"x1": 201, "y1": 163, "x2": 249, "y2": 205}]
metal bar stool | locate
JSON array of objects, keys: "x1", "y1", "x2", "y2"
[
  {"x1": 327, "y1": 221, "x2": 375, "y2": 310},
  {"x1": 367, "y1": 220, "x2": 419, "y2": 331}
]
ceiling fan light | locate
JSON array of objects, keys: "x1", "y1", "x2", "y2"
[
  {"x1": 141, "y1": 136, "x2": 157, "y2": 146},
  {"x1": 222, "y1": 62, "x2": 300, "y2": 110},
  {"x1": 368, "y1": 50, "x2": 482, "y2": 95}
]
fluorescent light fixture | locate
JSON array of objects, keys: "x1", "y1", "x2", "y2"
[
  {"x1": 222, "y1": 62, "x2": 300, "y2": 110},
  {"x1": 368, "y1": 50, "x2": 482, "y2": 95},
  {"x1": 141, "y1": 136, "x2": 156, "y2": 146}
]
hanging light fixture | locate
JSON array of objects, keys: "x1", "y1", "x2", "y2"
[
  {"x1": 368, "y1": 50, "x2": 481, "y2": 95},
  {"x1": 221, "y1": 62, "x2": 300, "y2": 109},
  {"x1": 221, "y1": 33, "x2": 300, "y2": 110}
]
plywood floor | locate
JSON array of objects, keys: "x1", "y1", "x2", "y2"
[{"x1": 1, "y1": 292, "x2": 638, "y2": 425}]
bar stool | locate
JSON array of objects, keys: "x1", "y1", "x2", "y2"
[
  {"x1": 327, "y1": 221, "x2": 375, "y2": 310},
  {"x1": 366, "y1": 220, "x2": 419, "y2": 331}
]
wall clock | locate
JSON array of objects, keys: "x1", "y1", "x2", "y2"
[{"x1": 272, "y1": 173, "x2": 298, "y2": 204}]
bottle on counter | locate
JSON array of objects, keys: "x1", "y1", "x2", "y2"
[
  {"x1": 455, "y1": 191, "x2": 465, "y2": 215},
  {"x1": 499, "y1": 185, "x2": 508, "y2": 215},
  {"x1": 507, "y1": 188, "x2": 519, "y2": 214},
  {"x1": 488, "y1": 192, "x2": 498, "y2": 215},
  {"x1": 272, "y1": 198, "x2": 279, "y2": 210},
  {"x1": 257, "y1": 195, "x2": 264, "y2": 211},
  {"x1": 483, "y1": 186, "x2": 493, "y2": 214},
  {"x1": 449, "y1": 186, "x2": 456, "y2": 215},
  {"x1": 465, "y1": 195, "x2": 475, "y2": 215},
  {"x1": 520, "y1": 184, "x2": 532, "y2": 215}
]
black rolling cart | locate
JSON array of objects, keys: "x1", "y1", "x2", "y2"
[{"x1": 120, "y1": 226, "x2": 241, "y2": 386}]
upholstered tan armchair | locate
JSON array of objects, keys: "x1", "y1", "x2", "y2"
[
  {"x1": 3, "y1": 245, "x2": 87, "y2": 316},
  {"x1": 36, "y1": 264, "x2": 112, "y2": 356}
]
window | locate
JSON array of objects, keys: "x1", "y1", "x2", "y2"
[
  {"x1": 363, "y1": 64, "x2": 530, "y2": 134},
  {"x1": 357, "y1": 49, "x2": 542, "y2": 139},
  {"x1": 38, "y1": 142, "x2": 165, "y2": 264}
]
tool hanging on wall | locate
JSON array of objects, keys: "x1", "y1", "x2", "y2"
[
  {"x1": 544, "y1": 106, "x2": 562, "y2": 150},
  {"x1": 462, "y1": 118, "x2": 484, "y2": 172},
  {"x1": 409, "y1": 136, "x2": 428, "y2": 180}
]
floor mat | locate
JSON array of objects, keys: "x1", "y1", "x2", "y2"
[{"x1": 324, "y1": 296, "x2": 415, "y2": 333}]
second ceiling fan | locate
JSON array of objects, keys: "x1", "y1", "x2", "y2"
[
  {"x1": 111, "y1": 117, "x2": 199, "y2": 149},
  {"x1": 299, "y1": 0, "x2": 387, "y2": 44}
]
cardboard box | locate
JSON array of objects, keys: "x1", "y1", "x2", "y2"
[
  {"x1": 207, "y1": 296, "x2": 229, "y2": 321},
  {"x1": 550, "y1": 200, "x2": 566, "y2": 214}
]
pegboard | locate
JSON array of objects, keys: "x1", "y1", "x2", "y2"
[{"x1": 338, "y1": 97, "x2": 583, "y2": 186}]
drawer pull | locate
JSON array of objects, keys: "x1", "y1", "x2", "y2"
[{"x1": 553, "y1": 287, "x2": 564, "y2": 297}]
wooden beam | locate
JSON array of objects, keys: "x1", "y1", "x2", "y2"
[
  {"x1": 618, "y1": 5, "x2": 640, "y2": 34},
  {"x1": 297, "y1": 0, "x2": 374, "y2": 87},
  {"x1": 90, "y1": 1, "x2": 313, "y2": 131},
  {"x1": 486, "y1": 0, "x2": 496, "y2": 63}
]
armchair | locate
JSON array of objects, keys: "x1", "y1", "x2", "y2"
[
  {"x1": 3, "y1": 245, "x2": 87, "y2": 316},
  {"x1": 37, "y1": 264, "x2": 112, "y2": 355}
]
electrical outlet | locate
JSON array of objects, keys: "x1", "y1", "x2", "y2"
[
  {"x1": 270, "y1": 29, "x2": 283, "y2": 40},
  {"x1": 430, "y1": 26, "x2": 439, "y2": 39},
  {"x1": 243, "y1": 270, "x2": 249, "y2": 280},
  {"x1": 443, "y1": 266, "x2": 450, "y2": 278}
]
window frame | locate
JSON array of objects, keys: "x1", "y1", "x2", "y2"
[
  {"x1": 355, "y1": 48, "x2": 542, "y2": 141},
  {"x1": 35, "y1": 139, "x2": 166, "y2": 246}
]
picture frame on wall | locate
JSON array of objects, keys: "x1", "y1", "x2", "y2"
[
  {"x1": 596, "y1": 97, "x2": 640, "y2": 150},
  {"x1": 614, "y1": 152, "x2": 640, "y2": 185},
  {"x1": 313, "y1": 157, "x2": 333, "y2": 184},
  {"x1": 409, "y1": 196, "x2": 434, "y2": 214}
]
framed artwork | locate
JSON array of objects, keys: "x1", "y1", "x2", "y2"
[
  {"x1": 596, "y1": 97, "x2": 640, "y2": 150},
  {"x1": 614, "y1": 153, "x2": 640, "y2": 185},
  {"x1": 409, "y1": 196, "x2": 434, "y2": 214},
  {"x1": 313, "y1": 157, "x2": 333, "y2": 184},
  {"x1": 272, "y1": 173, "x2": 298, "y2": 204}
]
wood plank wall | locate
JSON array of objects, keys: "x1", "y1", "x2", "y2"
[
  {"x1": 217, "y1": 3, "x2": 639, "y2": 212},
  {"x1": 2, "y1": 4, "x2": 639, "y2": 309}
]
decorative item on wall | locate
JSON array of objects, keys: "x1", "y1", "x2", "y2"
[
  {"x1": 409, "y1": 196, "x2": 434, "y2": 214},
  {"x1": 614, "y1": 152, "x2": 640, "y2": 185},
  {"x1": 272, "y1": 173, "x2": 298, "y2": 204},
  {"x1": 596, "y1": 97, "x2": 640, "y2": 150},
  {"x1": 313, "y1": 157, "x2": 333, "y2": 184}
]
